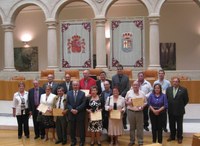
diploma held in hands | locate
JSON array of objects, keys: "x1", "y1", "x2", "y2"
[
  {"x1": 53, "y1": 108, "x2": 64, "y2": 116},
  {"x1": 81, "y1": 89, "x2": 90, "y2": 96},
  {"x1": 37, "y1": 103, "x2": 48, "y2": 113},
  {"x1": 90, "y1": 111, "x2": 102, "y2": 121},
  {"x1": 110, "y1": 110, "x2": 121, "y2": 119},
  {"x1": 132, "y1": 98, "x2": 144, "y2": 107}
]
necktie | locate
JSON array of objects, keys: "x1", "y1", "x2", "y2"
[
  {"x1": 74, "y1": 91, "x2": 77, "y2": 102},
  {"x1": 173, "y1": 88, "x2": 177, "y2": 98},
  {"x1": 34, "y1": 88, "x2": 39, "y2": 106},
  {"x1": 58, "y1": 97, "x2": 62, "y2": 108}
]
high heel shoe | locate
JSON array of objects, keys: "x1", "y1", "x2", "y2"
[
  {"x1": 90, "y1": 142, "x2": 95, "y2": 146},
  {"x1": 97, "y1": 141, "x2": 101, "y2": 146}
]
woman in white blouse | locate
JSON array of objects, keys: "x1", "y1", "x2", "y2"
[
  {"x1": 12, "y1": 82, "x2": 30, "y2": 139},
  {"x1": 105, "y1": 87, "x2": 125, "y2": 146},
  {"x1": 40, "y1": 85, "x2": 56, "y2": 141}
]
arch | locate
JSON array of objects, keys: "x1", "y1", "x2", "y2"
[
  {"x1": 140, "y1": 0, "x2": 166, "y2": 16},
  {"x1": 0, "y1": 7, "x2": 6, "y2": 22},
  {"x1": 51, "y1": 0, "x2": 96, "y2": 20},
  {"x1": 6, "y1": 0, "x2": 49, "y2": 24}
]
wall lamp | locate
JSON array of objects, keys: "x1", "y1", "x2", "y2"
[{"x1": 21, "y1": 33, "x2": 32, "y2": 48}]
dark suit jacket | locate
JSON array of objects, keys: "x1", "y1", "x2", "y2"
[
  {"x1": 59, "y1": 81, "x2": 73, "y2": 94},
  {"x1": 43, "y1": 82, "x2": 58, "y2": 95},
  {"x1": 166, "y1": 86, "x2": 189, "y2": 116},
  {"x1": 96, "y1": 79, "x2": 112, "y2": 95},
  {"x1": 66, "y1": 90, "x2": 86, "y2": 121},
  {"x1": 112, "y1": 74, "x2": 130, "y2": 97},
  {"x1": 28, "y1": 87, "x2": 45, "y2": 114}
]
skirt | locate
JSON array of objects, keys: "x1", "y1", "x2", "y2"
[
  {"x1": 108, "y1": 118, "x2": 123, "y2": 136},
  {"x1": 43, "y1": 116, "x2": 55, "y2": 128},
  {"x1": 88, "y1": 120, "x2": 103, "y2": 132}
]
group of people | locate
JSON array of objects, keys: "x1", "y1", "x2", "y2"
[{"x1": 12, "y1": 66, "x2": 189, "y2": 146}]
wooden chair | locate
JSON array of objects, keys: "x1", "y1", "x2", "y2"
[
  {"x1": 144, "y1": 69, "x2": 158, "y2": 81},
  {"x1": 40, "y1": 70, "x2": 55, "y2": 79},
  {"x1": 122, "y1": 69, "x2": 133, "y2": 80},
  {"x1": 65, "y1": 69, "x2": 80, "y2": 80},
  {"x1": 89, "y1": 68, "x2": 103, "y2": 80},
  {"x1": 11, "y1": 76, "x2": 25, "y2": 80}
]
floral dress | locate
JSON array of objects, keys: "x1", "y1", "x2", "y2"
[{"x1": 88, "y1": 99, "x2": 103, "y2": 132}]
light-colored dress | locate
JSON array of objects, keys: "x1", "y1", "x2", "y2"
[{"x1": 105, "y1": 95, "x2": 125, "y2": 136}]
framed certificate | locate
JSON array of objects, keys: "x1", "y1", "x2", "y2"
[
  {"x1": 132, "y1": 98, "x2": 144, "y2": 107},
  {"x1": 37, "y1": 103, "x2": 48, "y2": 113},
  {"x1": 81, "y1": 89, "x2": 90, "y2": 96},
  {"x1": 53, "y1": 108, "x2": 64, "y2": 116},
  {"x1": 90, "y1": 111, "x2": 102, "y2": 121},
  {"x1": 110, "y1": 110, "x2": 121, "y2": 119}
]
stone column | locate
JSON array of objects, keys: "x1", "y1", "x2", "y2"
[
  {"x1": 2, "y1": 24, "x2": 16, "y2": 71},
  {"x1": 46, "y1": 20, "x2": 58, "y2": 70},
  {"x1": 148, "y1": 16, "x2": 161, "y2": 70},
  {"x1": 95, "y1": 18, "x2": 107, "y2": 68}
]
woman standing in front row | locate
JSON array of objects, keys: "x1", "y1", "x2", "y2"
[
  {"x1": 40, "y1": 85, "x2": 56, "y2": 141},
  {"x1": 12, "y1": 82, "x2": 30, "y2": 139},
  {"x1": 148, "y1": 83, "x2": 168, "y2": 144},
  {"x1": 105, "y1": 87, "x2": 125, "y2": 146},
  {"x1": 86, "y1": 86, "x2": 103, "y2": 146}
]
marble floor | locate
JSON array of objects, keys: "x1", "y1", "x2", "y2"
[{"x1": 0, "y1": 101, "x2": 200, "y2": 137}]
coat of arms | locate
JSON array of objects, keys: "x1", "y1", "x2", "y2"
[
  {"x1": 67, "y1": 34, "x2": 85, "y2": 53},
  {"x1": 122, "y1": 32, "x2": 133, "y2": 52}
]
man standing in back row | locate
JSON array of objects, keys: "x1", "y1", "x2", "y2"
[{"x1": 166, "y1": 77, "x2": 189, "y2": 144}]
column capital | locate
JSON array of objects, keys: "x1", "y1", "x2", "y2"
[
  {"x1": 94, "y1": 18, "x2": 106, "y2": 26},
  {"x1": 1, "y1": 24, "x2": 15, "y2": 32},
  {"x1": 148, "y1": 16, "x2": 160, "y2": 25},
  {"x1": 45, "y1": 20, "x2": 58, "y2": 29}
]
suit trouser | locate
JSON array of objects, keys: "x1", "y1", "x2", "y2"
[
  {"x1": 149, "y1": 110, "x2": 164, "y2": 143},
  {"x1": 168, "y1": 114, "x2": 183, "y2": 140},
  {"x1": 32, "y1": 110, "x2": 45, "y2": 137},
  {"x1": 102, "y1": 110, "x2": 109, "y2": 131},
  {"x1": 127, "y1": 110, "x2": 143, "y2": 145},
  {"x1": 162, "y1": 110, "x2": 167, "y2": 129},
  {"x1": 143, "y1": 105, "x2": 149, "y2": 128},
  {"x1": 56, "y1": 116, "x2": 67, "y2": 142},
  {"x1": 16, "y1": 114, "x2": 29, "y2": 137},
  {"x1": 70, "y1": 118, "x2": 85, "y2": 144}
]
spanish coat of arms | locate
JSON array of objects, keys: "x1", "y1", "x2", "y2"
[
  {"x1": 67, "y1": 34, "x2": 86, "y2": 53},
  {"x1": 122, "y1": 32, "x2": 133, "y2": 52}
]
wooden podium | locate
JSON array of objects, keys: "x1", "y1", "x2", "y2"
[{"x1": 192, "y1": 133, "x2": 200, "y2": 146}]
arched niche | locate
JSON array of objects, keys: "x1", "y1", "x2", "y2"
[
  {"x1": 160, "y1": 1, "x2": 200, "y2": 70},
  {"x1": 105, "y1": 0, "x2": 149, "y2": 69},
  {"x1": 13, "y1": 5, "x2": 47, "y2": 71},
  {"x1": 56, "y1": 1, "x2": 95, "y2": 68}
]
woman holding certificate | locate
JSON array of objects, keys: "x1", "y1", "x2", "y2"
[
  {"x1": 86, "y1": 86, "x2": 103, "y2": 146},
  {"x1": 148, "y1": 83, "x2": 168, "y2": 144},
  {"x1": 40, "y1": 85, "x2": 56, "y2": 141},
  {"x1": 105, "y1": 87, "x2": 125, "y2": 146}
]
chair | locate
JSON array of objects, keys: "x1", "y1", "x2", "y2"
[
  {"x1": 89, "y1": 68, "x2": 103, "y2": 80},
  {"x1": 65, "y1": 69, "x2": 80, "y2": 80},
  {"x1": 11, "y1": 76, "x2": 25, "y2": 80},
  {"x1": 122, "y1": 69, "x2": 133, "y2": 80},
  {"x1": 40, "y1": 70, "x2": 55, "y2": 79},
  {"x1": 144, "y1": 69, "x2": 158, "y2": 81}
]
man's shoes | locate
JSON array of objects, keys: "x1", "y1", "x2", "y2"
[
  {"x1": 178, "y1": 139, "x2": 182, "y2": 144},
  {"x1": 167, "y1": 137, "x2": 175, "y2": 142},
  {"x1": 41, "y1": 135, "x2": 45, "y2": 139},
  {"x1": 62, "y1": 141, "x2": 67, "y2": 145},
  {"x1": 34, "y1": 135, "x2": 39, "y2": 139},
  {"x1": 79, "y1": 142, "x2": 84, "y2": 146},
  {"x1": 55, "y1": 140, "x2": 62, "y2": 144},
  {"x1": 71, "y1": 142, "x2": 76, "y2": 146},
  {"x1": 128, "y1": 142, "x2": 135, "y2": 146},
  {"x1": 18, "y1": 136, "x2": 22, "y2": 139},
  {"x1": 144, "y1": 127, "x2": 149, "y2": 131},
  {"x1": 163, "y1": 128, "x2": 168, "y2": 132}
]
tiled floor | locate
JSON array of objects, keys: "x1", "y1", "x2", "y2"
[{"x1": 0, "y1": 101, "x2": 200, "y2": 136}]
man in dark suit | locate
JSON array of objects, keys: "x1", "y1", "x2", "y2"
[
  {"x1": 28, "y1": 80, "x2": 45, "y2": 139},
  {"x1": 43, "y1": 74, "x2": 58, "y2": 95},
  {"x1": 59, "y1": 73, "x2": 73, "y2": 94},
  {"x1": 67, "y1": 80, "x2": 86, "y2": 146},
  {"x1": 112, "y1": 65, "x2": 129, "y2": 129},
  {"x1": 96, "y1": 71, "x2": 112, "y2": 95},
  {"x1": 166, "y1": 77, "x2": 189, "y2": 144}
]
